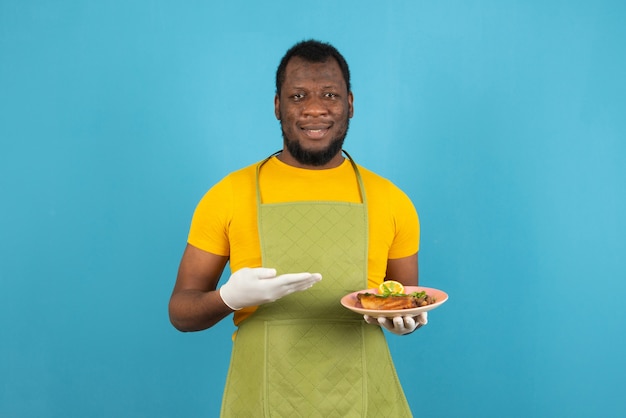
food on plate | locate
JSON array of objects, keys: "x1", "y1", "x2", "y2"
[
  {"x1": 357, "y1": 293, "x2": 417, "y2": 310},
  {"x1": 357, "y1": 281, "x2": 436, "y2": 310}
]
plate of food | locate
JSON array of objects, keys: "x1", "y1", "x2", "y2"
[{"x1": 340, "y1": 281, "x2": 448, "y2": 318}]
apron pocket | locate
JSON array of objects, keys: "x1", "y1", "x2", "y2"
[{"x1": 265, "y1": 319, "x2": 366, "y2": 418}]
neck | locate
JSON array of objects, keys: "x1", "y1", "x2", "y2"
[{"x1": 277, "y1": 148, "x2": 345, "y2": 169}]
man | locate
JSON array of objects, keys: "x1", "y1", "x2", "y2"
[{"x1": 169, "y1": 39, "x2": 426, "y2": 417}]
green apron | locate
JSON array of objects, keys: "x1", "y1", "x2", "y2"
[{"x1": 221, "y1": 152, "x2": 412, "y2": 417}]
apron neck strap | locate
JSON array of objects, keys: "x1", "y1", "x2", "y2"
[{"x1": 255, "y1": 150, "x2": 367, "y2": 205}]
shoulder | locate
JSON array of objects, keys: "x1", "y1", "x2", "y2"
[
  {"x1": 229, "y1": 160, "x2": 261, "y2": 178},
  {"x1": 194, "y1": 161, "x2": 259, "y2": 209},
  {"x1": 207, "y1": 160, "x2": 261, "y2": 194},
  {"x1": 357, "y1": 164, "x2": 417, "y2": 215},
  {"x1": 357, "y1": 164, "x2": 389, "y2": 184},
  {"x1": 357, "y1": 164, "x2": 409, "y2": 196}
]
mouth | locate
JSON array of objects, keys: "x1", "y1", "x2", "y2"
[{"x1": 300, "y1": 124, "x2": 331, "y2": 139}]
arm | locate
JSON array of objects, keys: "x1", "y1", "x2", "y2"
[
  {"x1": 385, "y1": 252, "x2": 418, "y2": 287},
  {"x1": 169, "y1": 244, "x2": 231, "y2": 332},
  {"x1": 169, "y1": 244, "x2": 324, "y2": 332}
]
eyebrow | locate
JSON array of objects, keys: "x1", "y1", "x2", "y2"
[{"x1": 288, "y1": 83, "x2": 342, "y2": 90}]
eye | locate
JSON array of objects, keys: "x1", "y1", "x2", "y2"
[
  {"x1": 292, "y1": 93, "x2": 305, "y2": 101},
  {"x1": 325, "y1": 92, "x2": 338, "y2": 99}
]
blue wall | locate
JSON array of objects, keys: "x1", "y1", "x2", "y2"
[{"x1": 1, "y1": 1, "x2": 625, "y2": 417}]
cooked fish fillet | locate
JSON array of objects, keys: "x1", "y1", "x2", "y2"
[{"x1": 357, "y1": 294, "x2": 416, "y2": 310}]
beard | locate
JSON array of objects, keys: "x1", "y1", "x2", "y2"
[{"x1": 280, "y1": 119, "x2": 350, "y2": 167}]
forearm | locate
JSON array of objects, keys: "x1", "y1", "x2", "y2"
[{"x1": 169, "y1": 288, "x2": 233, "y2": 332}]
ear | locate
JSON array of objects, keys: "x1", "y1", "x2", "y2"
[
  {"x1": 348, "y1": 91, "x2": 354, "y2": 118},
  {"x1": 274, "y1": 94, "x2": 281, "y2": 120}
]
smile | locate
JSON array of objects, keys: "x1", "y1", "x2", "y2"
[{"x1": 301, "y1": 125, "x2": 331, "y2": 139}]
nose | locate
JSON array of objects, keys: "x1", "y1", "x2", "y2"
[{"x1": 302, "y1": 95, "x2": 328, "y2": 117}]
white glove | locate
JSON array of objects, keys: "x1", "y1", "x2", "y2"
[
  {"x1": 363, "y1": 312, "x2": 428, "y2": 335},
  {"x1": 219, "y1": 267, "x2": 322, "y2": 310}
]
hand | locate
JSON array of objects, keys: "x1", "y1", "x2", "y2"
[
  {"x1": 219, "y1": 267, "x2": 322, "y2": 310},
  {"x1": 363, "y1": 312, "x2": 428, "y2": 335}
]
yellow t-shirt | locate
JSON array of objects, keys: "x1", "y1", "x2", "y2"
[{"x1": 188, "y1": 156, "x2": 419, "y2": 325}]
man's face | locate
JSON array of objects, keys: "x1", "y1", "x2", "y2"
[{"x1": 275, "y1": 57, "x2": 354, "y2": 168}]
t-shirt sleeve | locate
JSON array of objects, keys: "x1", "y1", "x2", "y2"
[
  {"x1": 187, "y1": 175, "x2": 233, "y2": 256},
  {"x1": 388, "y1": 185, "x2": 420, "y2": 259}
]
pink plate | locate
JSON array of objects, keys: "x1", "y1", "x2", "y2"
[{"x1": 340, "y1": 286, "x2": 448, "y2": 318}]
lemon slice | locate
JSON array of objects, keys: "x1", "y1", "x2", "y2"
[{"x1": 378, "y1": 280, "x2": 404, "y2": 295}]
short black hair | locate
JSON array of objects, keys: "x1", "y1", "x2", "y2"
[{"x1": 275, "y1": 39, "x2": 351, "y2": 95}]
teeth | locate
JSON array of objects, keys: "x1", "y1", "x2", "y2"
[{"x1": 303, "y1": 128, "x2": 327, "y2": 139}]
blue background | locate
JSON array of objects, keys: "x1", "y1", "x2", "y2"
[{"x1": 1, "y1": 1, "x2": 625, "y2": 417}]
